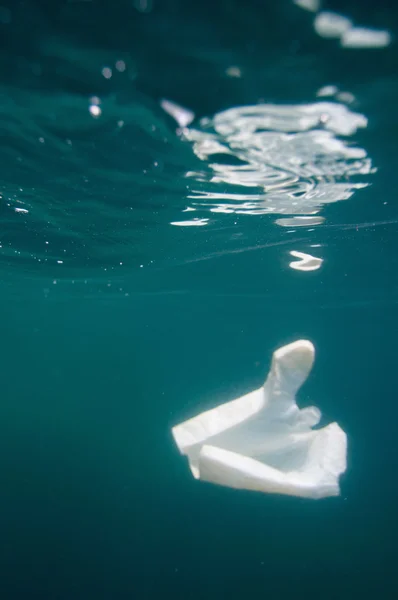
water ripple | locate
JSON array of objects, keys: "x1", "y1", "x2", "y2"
[{"x1": 173, "y1": 100, "x2": 374, "y2": 227}]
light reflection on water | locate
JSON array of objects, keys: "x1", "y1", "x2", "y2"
[{"x1": 172, "y1": 99, "x2": 373, "y2": 228}]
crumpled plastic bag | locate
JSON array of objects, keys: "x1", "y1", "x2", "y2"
[{"x1": 172, "y1": 340, "x2": 347, "y2": 499}]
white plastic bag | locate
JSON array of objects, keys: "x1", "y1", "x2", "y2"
[{"x1": 172, "y1": 340, "x2": 347, "y2": 499}]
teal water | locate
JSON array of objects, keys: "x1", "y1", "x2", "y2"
[{"x1": 1, "y1": 1, "x2": 397, "y2": 598}]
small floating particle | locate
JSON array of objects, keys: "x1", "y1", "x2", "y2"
[
  {"x1": 102, "y1": 66, "x2": 112, "y2": 79},
  {"x1": 115, "y1": 60, "x2": 126, "y2": 72},
  {"x1": 225, "y1": 66, "x2": 242, "y2": 78},
  {"x1": 89, "y1": 96, "x2": 101, "y2": 117},
  {"x1": 89, "y1": 104, "x2": 101, "y2": 117}
]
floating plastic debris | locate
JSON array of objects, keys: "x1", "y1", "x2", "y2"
[{"x1": 172, "y1": 340, "x2": 347, "y2": 499}]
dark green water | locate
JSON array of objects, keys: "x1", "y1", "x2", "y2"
[{"x1": 1, "y1": 1, "x2": 397, "y2": 598}]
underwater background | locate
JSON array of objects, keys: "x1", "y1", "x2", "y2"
[{"x1": 0, "y1": 0, "x2": 397, "y2": 597}]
